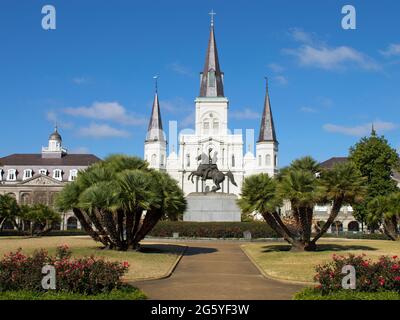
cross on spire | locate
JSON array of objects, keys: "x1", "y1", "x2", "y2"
[
  {"x1": 209, "y1": 9, "x2": 216, "y2": 26},
  {"x1": 153, "y1": 75, "x2": 159, "y2": 93}
]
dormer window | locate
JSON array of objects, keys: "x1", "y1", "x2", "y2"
[
  {"x1": 53, "y1": 169, "x2": 63, "y2": 181},
  {"x1": 7, "y1": 169, "x2": 17, "y2": 181},
  {"x1": 69, "y1": 169, "x2": 78, "y2": 182},
  {"x1": 39, "y1": 169, "x2": 48, "y2": 176},
  {"x1": 23, "y1": 169, "x2": 33, "y2": 180}
]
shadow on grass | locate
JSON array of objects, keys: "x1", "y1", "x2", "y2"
[{"x1": 261, "y1": 244, "x2": 378, "y2": 253}]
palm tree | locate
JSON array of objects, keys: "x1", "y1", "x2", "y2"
[
  {"x1": 56, "y1": 155, "x2": 186, "y2": 251},
  {"x1": 0, "y1": 193, "x2": 20, "y2": 231},
  {"x1": 311, "y1": 162, "x2": 366, "y2": 244},
  {"x1": 278, "y1": 168, "x2": 322, "y2": 251},
  {"x1": 367, "y1": 193, "x2": 400, "y2": 241}
]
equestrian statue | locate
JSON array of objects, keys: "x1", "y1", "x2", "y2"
[{"x1": 188, "y1": 148, "x2": 237, "y2": 192}]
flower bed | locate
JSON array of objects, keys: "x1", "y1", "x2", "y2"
[{"x1": 0, "y1": 245, "x2": 132, "y2": 295}]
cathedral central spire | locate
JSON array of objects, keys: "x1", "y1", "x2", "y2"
[{"x1": 199, "y1": 11, "x2": 224, "y2": 97}]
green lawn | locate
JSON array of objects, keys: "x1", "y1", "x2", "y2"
[
  {"x1": 0, "y1": 236, "x2": 185, "y2": 281},
  {"x1": 242, "y1": 239, "x2": 400, "y2": 283}
]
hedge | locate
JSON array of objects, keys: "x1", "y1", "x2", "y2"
[
  {"x1": 294, "y1": 287, "x2": 400, "y2": 300},
  {"x1": 148, "y1": 221, "x2": 278, "y2": 239},
  {"x1": 321, "y1": 232, "x2": 390, "y2": 241},
  {"x1": 0, "y1": 229, "x2": 87, "y2": 237}
]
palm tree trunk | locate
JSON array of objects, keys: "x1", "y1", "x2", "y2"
[
  {"x1": 132, "y1": 209, "x2": 163, "y2": 249},
  {"x1": 383, "y1": 216, "x2": 399, "y2": 241},
  {"x1": 262, "y1": 212, "x2": 300, "y2": 249},
  {"x1": 72, "y1": 208, "x2": 110, "y2": 247},
  {"x1": 312, "y1": 196, "x2": 344, "y2": 244}
]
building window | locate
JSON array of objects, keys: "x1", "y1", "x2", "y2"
[
  {"x1": 39, "y1": 169, "x2": 48, "y2": 176},
  {"x1": 151, "y1": 154, "x2": 156, "y2": 166},
  {"x1": 53, "y1": 169, "x2": 63, "y2": 181},
  {"x1": 69, "y1": 169, "x2": 78, "y2": 182},
  {"x1": 258, "y1": 155, "x2": 262, "y2": 166},
  {"x1": 265, "y1": 155, "x2": 271, "y2": 166},
  {"x1": 7, "y1": 169, "x2": 17, "y2": 181},
  {"x1": 23, "y1": 169, "x2": 33, "y2": 180},
  {"x1": 160, "y1": 155, "x2": 165, "y2": 167},
  {"x1": 0, "y1": 169, "x2": 3, "y2": 181},
  {"x1": 274, "y1": 155, "x2": 277, "y2": 166},
  {"x1": 232, "y1": 154, "x2": 235, "y2": 168},
  {"x1": 213, "y1": 120, "x2": 219, "y2": 134},
  {"x1": 203, "y1": 121, "x2": 210, "y2": 135},
  {"x1": 186, "y1": 154, "x2": 191, "y2": 167}
]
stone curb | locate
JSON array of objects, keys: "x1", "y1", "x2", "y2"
[
  {"x1": 126, "y1": 244, "x2": 188, "y2": 283},
  {"x1": 240, "y1": 245, "x2": 316, "y2": 287}
]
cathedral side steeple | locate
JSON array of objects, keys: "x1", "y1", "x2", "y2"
[
  {"x1": 199, "y1": 10, "x2": 225, "y2": 98},
  {"x1": 255, "y1": 78, "x2": 279, "y2": 177},
  {"x1": 258, "y1": 78, "x2": 277, "y2": 143},
  {"x1": 144, "y1": 77, "x2": 167, "y2": 171}
]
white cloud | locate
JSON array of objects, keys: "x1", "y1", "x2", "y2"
[
  {"x1": 70, "y1": 147, "x2": 90, "y2": 154},
  {"x1": 46, "y1": 111, "x2": 73, "y2": 129},
  {"x1": 285, "y1": 45, "x2": 380, "y2": 71},
  {"x1": 323, "y1": 121, "x2": 397, "y2": 136},
  {"x1": 160, "y1": 97, "x2": 191, "y2": 114},
  {"x1": 274, "y1": 75, "x2": 288, "y2": 85},
  {"x1": 167, "y1": 62, "x2": 194, "y2": 77},
  {"x1": 285, "y1": 28, "x2": 380, "y2": 71},
  {"x1": 289, "y1": 28, "x2": 316, "y2": 45},
  {"x1": 230, "y1": 108, "x2": 260, "y2": 120},
  {"x1": 380, "y1": 44, "x2": 400, "y2": 57},
  {"x1": 179, "y1": 112, "x2": 195, "y2": 128},
  {"x1": 63, "y1": 102, "x2": 146, "y2": 126},
  {"x1": 78, "y1": 123, "x2": 130, "y2": 138},
  {"x1": 72, "y1": 77, "x2": 89, "y2": 85},
  {"x1": 300, "y1": 107, "x2": 317, "y2": 113},
  {"x1": 268, "y1": 63, "x2": 285, "y2": 73}
]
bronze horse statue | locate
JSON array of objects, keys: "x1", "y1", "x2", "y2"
[{"x1": 188, "y1": 150, "x2": 237, "y2": 192}]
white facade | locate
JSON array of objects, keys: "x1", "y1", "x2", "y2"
[{"x1": 144, "y1": 21, "x2": 278, "y2": 197}]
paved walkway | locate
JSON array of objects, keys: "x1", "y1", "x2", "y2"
[{"x1": 132, "y1": 241, "x2": 305, "y2": 300}]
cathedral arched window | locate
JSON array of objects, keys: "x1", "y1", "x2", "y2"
[
  {"x1": 151, "y1": 154, "x2": 157, "y2": 166},
  {"x1": 186, "y1": 154, "x2": 191, "y2": 167},
  {"x1": 265, "y1": 154, "x2": 271, "y2": 166},
  {"x1": 203, "y1": 121, "x2": 210, "y2": 135},
  {"x1": 160, "y1": 155, "x2": 165, "y2": 167},
  {"x1": 213, "y1": 120, "x2": 219, "y2": 134},
  {"x1": 258, "y1": 155, "x2": 262, "y2": 166},
  {"x1": 232, "y1": 154, "x2": 235, "y2": 168},
  {"x1": 274, "y1": 155, "x2": 278, "y2": 166}
]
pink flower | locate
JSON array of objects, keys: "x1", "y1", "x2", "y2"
[
  {"x1": 122, "y1": 261, "x2": 130, "y2": 268},
  {"x1": 394, "y1": 276, "x2": 400, "y2": 282},
  {"x1": 393, "y1": 256, "x2": 398, "y2": 260},
  {"x1": 391, "y1": 264, "x2": 399, "y2": 271}
]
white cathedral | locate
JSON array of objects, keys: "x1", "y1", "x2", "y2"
[{"x1": 144, "y1": 17, "x2": 278, "y2": 196}]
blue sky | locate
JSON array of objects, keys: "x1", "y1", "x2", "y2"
[{"x1": 1, "y1": 0, "x2": 400, "y2": 166}]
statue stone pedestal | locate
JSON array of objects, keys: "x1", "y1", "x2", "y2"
[{"x1": 183, "y1": 193, "x2": 241, "y2": 222}]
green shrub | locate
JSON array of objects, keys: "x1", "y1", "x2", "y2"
[
  {"x1": 321, "y1": 232, "x2": 390, "y2": 240},
  {"x1": 149, "y1": 221, "x2": 278, "y2": 239},
  {"x1": 294, "y1": 287, "x2": 400, "y2": 300},
  {"x1": 314, "y1": 254, "x2": 400, "y2": 294},
  {"x1": 0, "y1": 285, "x2": 146, "y2": 300}
]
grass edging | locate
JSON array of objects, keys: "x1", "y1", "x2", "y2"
[
  {"x1": 294, "y1": 287, "x2": 400, "y2": 300},
  {"x1": 240, "y1": 245, "x2": 316, "y2": 286},
  {"x1": 127, "y1": 245, "x2": 188, "y2": 282},
  {"x1": 0, "y1": 286, "x2": 147, "y2": 300}
]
